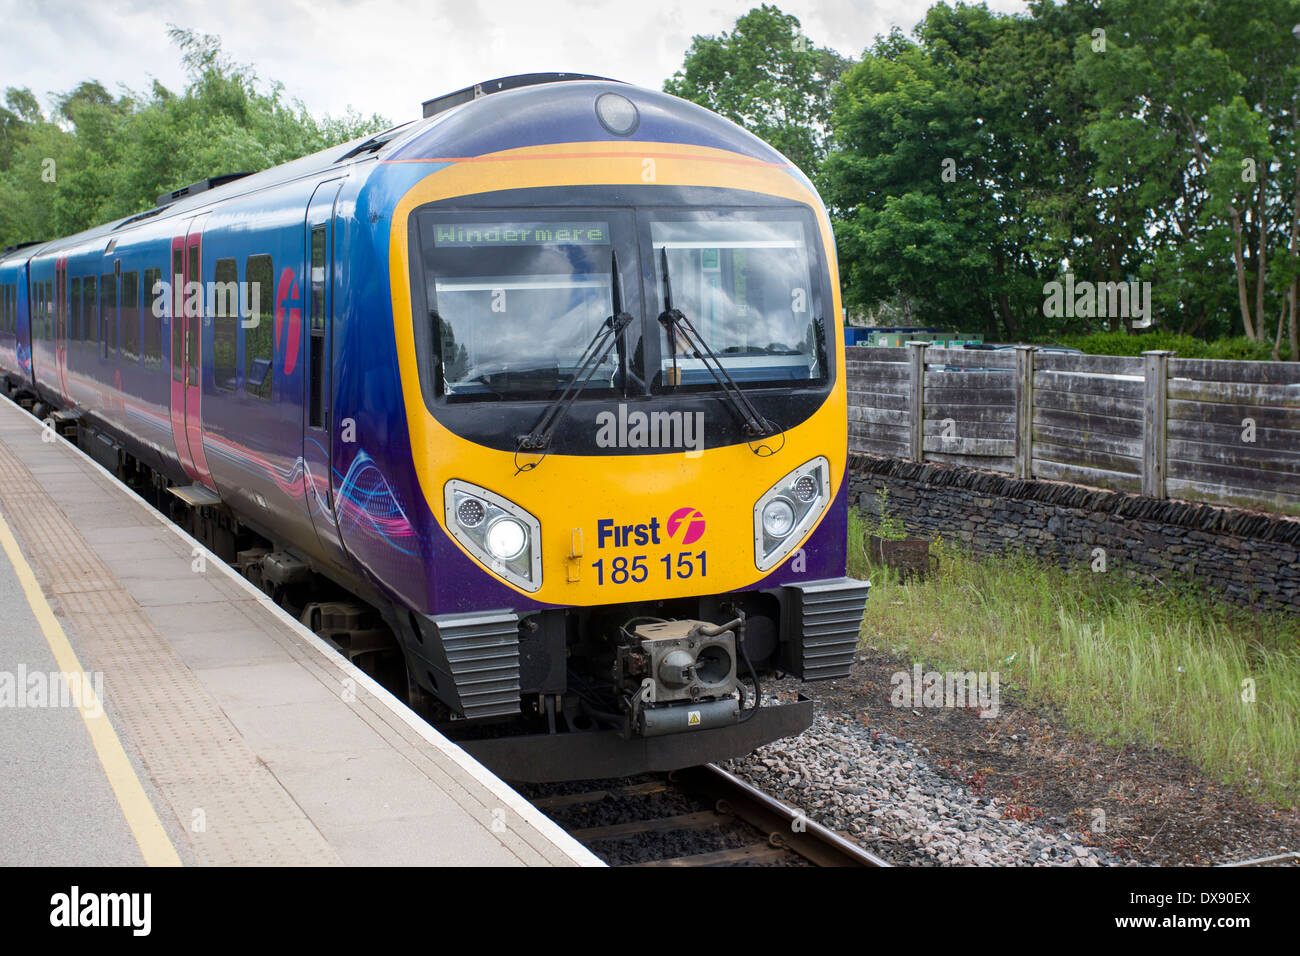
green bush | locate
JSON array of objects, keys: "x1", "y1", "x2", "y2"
[{"x1": 1054, "y1": 331, "x2": 1294, "y2": 362}]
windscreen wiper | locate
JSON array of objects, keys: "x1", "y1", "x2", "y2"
[
  {"x1": 515, "y1": 250, "x2": 632, "y2": 473},
  {"x1": 657, "y1": 246, "x2": 783, "y2": 455}
]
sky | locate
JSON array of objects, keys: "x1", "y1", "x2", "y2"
[{"x1": 0, "y1": 0, "x2": 1029, "y2": 126}]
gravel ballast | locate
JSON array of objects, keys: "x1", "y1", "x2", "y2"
[{"x1": 724, "y1": 701, "x2": 1114, "y2": 867}]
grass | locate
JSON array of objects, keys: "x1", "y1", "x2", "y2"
[{"x1": 847, "y1": 508, "x2": 1300, "y2": 807}]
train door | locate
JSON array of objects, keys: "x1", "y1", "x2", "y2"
[
  {"x1": 303, "y1": 180, "x2": 347, "y2": 561},
  {"x1": 168, "y1": 216, "x2": 215, "y2": 490},
  {"x1": 16, "y1": 262, "x2": 33, "y2": 389},
  {"x1": 54, "y1": 257, "x2": 69, "y2": 401}
]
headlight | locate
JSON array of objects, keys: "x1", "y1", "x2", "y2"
[
  {"x1": 595, "y1": 92, "x2": 639, "y2": 136},
  {"x1": 445, "y1": 480, "x2": 542, "y2": 591},
  {"x1": 486, "y1": 517, "x2": 527, "y2": 560},
  {"x1": 762, "y1": 498, "x2": 796, "y2": 537},
  {"x1": 753, "y1": 457, "x2": 830, "y2": 571}
]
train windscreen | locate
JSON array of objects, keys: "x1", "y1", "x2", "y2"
[
  {"x1": 649, "y1": 217, "x2": 823, "y2": 387},
  {"x1": 416, "y1": 205, "x2": 827, "y2": 401},
  {"x1": 418, "y1": 214, "x2": 626, "y2": 400}
]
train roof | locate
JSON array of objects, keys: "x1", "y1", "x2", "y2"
[{"x1": 18, "y1": 74, "x2": 792, "y2": 260}]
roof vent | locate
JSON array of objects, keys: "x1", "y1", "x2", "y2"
[
  {"x1": 335, "y1": 123, "x2": 413, "y2": 163},
  {"x1": 3, "y1": 240, "x2": 45, "y2": 254},
  {"x1": 157, "y1": 172, "x2": 253, "y2": 208},
  {"x1": 114, "y1": 206, "x2": 166, "y2": 230},
  {"x1": 421, "y1": 73, "x2": 618, "y2": 118}
]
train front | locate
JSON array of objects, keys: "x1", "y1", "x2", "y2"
[{"x1": 380, "y1": 77, "x2": 868, "y2": 780}]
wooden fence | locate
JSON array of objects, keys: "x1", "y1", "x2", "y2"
[{"x1": 846, "y1": 344, "x2": 1300, "y2": 515}]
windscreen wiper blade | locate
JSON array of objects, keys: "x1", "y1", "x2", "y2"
[
  {"x1": 515, "y1": 250, "x2": 632, "y2": 473},
  {"x1": 657, "y1": 246, "x2": 782, "y2": 453}
]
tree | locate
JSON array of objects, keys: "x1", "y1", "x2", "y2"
[
  {"x1": 823, "y1": 3, "x2": 1118, "y2": 339},
  {"x1": 1078, "y1": 0, "x2": 1300, "y2": 355},
  {"x1": 664, "y1": 4, "x2": 851, "y2": 176},
  {"x1": 0, "y1": 28, "x2": 390, "y2": 248},
  {"x1": 0, "y1": 90, "x2": 75, "y2": 246}
]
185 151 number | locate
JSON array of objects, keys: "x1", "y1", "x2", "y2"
[{"x1": 592, "y1": 551, "x2": 707, "y2": 585}]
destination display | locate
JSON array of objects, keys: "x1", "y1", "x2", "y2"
[{"x1": 432, "y1": 221, "x2": 610, "y2": 247}]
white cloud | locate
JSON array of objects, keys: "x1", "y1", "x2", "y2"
[{"x1": 0, "y1": 0, "x2": 1029, "y2": 124}]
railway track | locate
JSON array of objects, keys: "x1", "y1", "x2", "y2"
[{"x1": 523, "y1": 763, "x2": 890, "y2": 867}]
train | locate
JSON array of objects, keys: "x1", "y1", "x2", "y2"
[{"x1": 0, "y1": 73, "x2": 869, "y2": 781}]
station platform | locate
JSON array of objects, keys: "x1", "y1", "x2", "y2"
[{"x1": 0, "y1": 396, "x2": 601, "y2": 867}]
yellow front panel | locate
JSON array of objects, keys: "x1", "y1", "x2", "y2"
[{"x1": 388, "y1": 141, "x2": 847, "y2": 605}]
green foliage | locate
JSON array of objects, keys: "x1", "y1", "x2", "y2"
[
  {"x1": 808, "y1": 0, "x2": 1300, "y2": 355},
  {"x1": 846, "y1": 508, "x2": 871, "y2": 579},
  {"x1": 1057, "y1": 330, "x2": 1294, "y2": 361},
  {"x1": 1076, "y1": 0, "x2": 1300, "y2": 347},
  {"x1": 0, "y1": 27, "x2": 389, "y2": 248},
  {"x1": 868, "y1": 487, "x2": 908, "y2": 541},
  {"x1": 664, "y1": 4, "x2": 851, "y2": 176},
  {"x1": 823, "y1": 2, "x2": 1114, "y2": 340}
]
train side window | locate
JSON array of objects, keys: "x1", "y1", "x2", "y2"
[
  {"x1": 243, "y1": 254, "x2": 274, "y2": 400},
  {"x1": 83, "y1": 276, "x2": 97, "y2": 343},
  {"x1": 121, "y1": 271, "x2": 140, "y2": 363},
  {"x1": 171, "y1": 247, "x2": 183, "y2": 383},
  {"x1": 308, "y1": 225, "x2": 326, "y2": 428},
  {"x1": 101, "y1": 273, "x2": 117, "y2": 358},
  {"x1": 142, "y1": 268, "x2": 162, "y2": 369},
  {"x1": 69, "y1": 278, "x2": 81, "y2": 342},
  {"x1": 34, "y1": 283, "x2": 44, "y2": 339},
  {"x1": 44, "y1": 279, "x2": 53, "y2": 339},
  {"x1": 213, "y1": 258, "x2": 238, "y2": 391}
]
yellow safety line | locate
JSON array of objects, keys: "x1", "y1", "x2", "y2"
[{"x1": 0, "y1": 508, "x2": 181, "y2": 867}]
